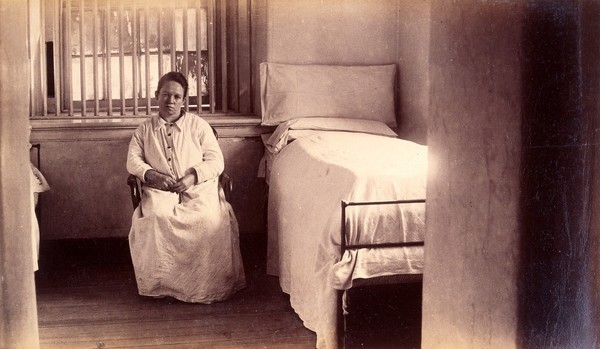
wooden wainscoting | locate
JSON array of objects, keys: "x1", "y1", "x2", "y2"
[{"x1": 29, "y1": 118, "x2": 269, "y2": 240}]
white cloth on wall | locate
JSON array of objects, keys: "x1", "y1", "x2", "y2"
[{"x1": 30, "y1": 163, "x2": 50, "y2": 272}]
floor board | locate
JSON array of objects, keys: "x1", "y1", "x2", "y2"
[{"x1": 35, "y1": 236, "x2": 421, "y2": 348}]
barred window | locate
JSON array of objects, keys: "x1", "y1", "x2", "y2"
[{"x1": 29, "y1": 0, "x2": 251, "y2": 117}]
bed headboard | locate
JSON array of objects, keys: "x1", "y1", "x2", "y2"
[{"x1": 259, "y1": 63, "x2": 397, "y2": 127}]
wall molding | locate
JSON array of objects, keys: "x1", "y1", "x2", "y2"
[{"x1": 30, "y1": 114, "x2": 274, "y2": 141}]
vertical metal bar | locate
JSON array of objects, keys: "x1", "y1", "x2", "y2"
[
  {"x1": 182, "y1": 0, "x2": 189, "y2": 111},
  {"x1": 195, "y1": 0, "x2": 202, "y2": 113},
  {"x1": 246, "y1": 0, "x2": 252, "y2": 113},
  {"x1": 92, "y1": 0, "x2": 99, "y2": 114},
  {"x1": 337, "y1": 289, "x2": 347, "y2": 349},
  {"x1": 232, "y1": 0, "x2": 239, "y2": 113},
  {"x1": 79, "y1": 0, "x2": 86, "y2": 116},
  {"x1": 157, "y1": 4, "x2": 163, "y2": 77},
  {"x1": 341, "y1": 200, "x2": 348, "y2": 253},
  {"x1": 170, "y1": 2, "x2": 176, "y2": 72},
  {"x1": 339, "y1": 199, "x2": 353, "y2": 346},
  {"x1": 144, "y1": 4, "x2": 151, "y2": 114},
  {"x1": 118, "y1": 1, "x2": 125, "y2": 115},
  {"x1": 105, "y1": 0, "x2": 112, "y2": 115},
  {"x1": 220, "y1": 0, "x2": 227, "y2": 113},
  {"x1": 239, "y1": 0, "x2": 251, "y2": 114},
  {"x1": 208, "y1": 0, "x2": 215, "y2": 113},
  {"x1": 28, "y1": 0, "x2": 34, "y2": 116},
  {"x1": 66, "y1": 0, "x2": 73, "y2": 115},
  {"x1": 40, "y1": 0, "x2": 48, "y2": 116},
  {"x1": 132, "y1": 2, "x2": 138, "y2": 115},
  {"x1": 54, "y1": 0, "x2": 61, "y2": 115}
]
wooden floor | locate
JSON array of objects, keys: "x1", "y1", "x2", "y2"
[{"x1": 35, "y1": 236, "x2": 421, "y2": 349}]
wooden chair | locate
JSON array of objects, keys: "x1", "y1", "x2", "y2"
[{"x1": 127, "y1": 126, "x2": 232, "y2": 210}]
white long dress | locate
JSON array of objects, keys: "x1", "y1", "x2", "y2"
[
  {"x1": 127, "y1": 113, "x2": 246, "y2": 303},
  {"x1": 30, "y1": 163, "x2": 50, "y2": 272}
]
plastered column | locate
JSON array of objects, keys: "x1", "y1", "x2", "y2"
[
  {"x1": 516, "y1": 3, "x2": 597, "y2": 348},
  {"x1": 424, "y1": 2, "x2": 599, "y2": 348},
  {"x1": 423, "y1": 2, "x2": 524, "y2": 348},
  {"x1": 0, "y1": 0, "x2": 40, "y2": 347}
]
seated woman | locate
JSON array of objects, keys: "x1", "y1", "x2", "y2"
[{"x1": 126, "y1": 72, "x2": 246, "y2": 303}]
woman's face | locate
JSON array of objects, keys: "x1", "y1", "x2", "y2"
[{"x1": 155, "y1": 80, "x2": 185, "y2": 121}]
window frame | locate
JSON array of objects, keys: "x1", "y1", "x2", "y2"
[{"x1": 29, "y1": 0, "x2": 253, "y2": 119}]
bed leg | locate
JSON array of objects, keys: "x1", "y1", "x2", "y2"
[{"x1": 337, "y1": 289, "x2": 347, "y2": 349}]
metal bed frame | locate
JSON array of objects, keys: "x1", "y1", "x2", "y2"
[{"x1": 337, "y1": 198, "x2": 426, "y2": 348}]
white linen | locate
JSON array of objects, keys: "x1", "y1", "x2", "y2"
[
  {"x1": 265, "y1": 117, "x2": 398, "y2": 154},
  {"x1": 257, "y1": 134, "x2": 277, "y2": 185},
  {"x1": 258, "y1": 118, "x2": 398, "y2": 184},
  {"x1": 30, "y1": 163, "x2": 50, "y2": 272},
  {"x1": 266, "y1": 131, "x2": 427, "y2": 349},
  {"x1": 127, "y1": 113, "x2": 246, "y2": 303}
]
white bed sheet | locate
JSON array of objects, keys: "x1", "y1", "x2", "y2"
[
  {"x1": 265, "y1": 131, "x2": 427, "y2": 349},
  {"x1": 257, "y1": 134, "x2": 277, "y2": 185}
]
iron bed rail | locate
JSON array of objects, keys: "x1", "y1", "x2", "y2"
[
  {"x1": 340, "y1": 199, "x2": 426, "y2": 252},
  {"x1": 338, "y1": 198, "x2": 426, "y2": 348}
]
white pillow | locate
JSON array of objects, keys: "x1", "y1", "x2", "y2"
[{"x1": 260, "y1": 63, "x2": 397, "y2": 127}]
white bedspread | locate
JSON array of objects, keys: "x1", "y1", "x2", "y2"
[{"x1": 266, "y1": 131, "x2": 427, "y2": 349}]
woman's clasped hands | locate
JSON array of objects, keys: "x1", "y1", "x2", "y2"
[{"x1": 144, "y1": 169, "x2": 197, "y2": 193}]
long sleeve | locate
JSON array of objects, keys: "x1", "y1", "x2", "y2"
[
  {"x1": 191, "y1": 122, "x2": 224, "y2": 183},
  {"x1": 127, "y1": 125, "x2": 153, "y2": 182},
  {"x1": 126, "y1": 114, "x2": 224, "y2": 186}
]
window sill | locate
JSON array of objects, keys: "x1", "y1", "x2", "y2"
[{"x1": 30, "y1": 114, "x2": 273, "y2": 140}]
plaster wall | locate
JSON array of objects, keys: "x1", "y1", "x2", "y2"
[
  {"x1": 30, "y1": 132, "x2": 265, "y2": 239},
  {"x1": 424, "y1": 2, "x2": 600, "y2": 348},
  {"x1": 31, "y1": 1, "x2": 431, "y2": 239},
  {"x1": 260, "y1": 0, "x2": 430, "y2": 144},
  {"x1": 423, "y1": 3, "x2": 523, "y2": 348},
  {"x1": 0, "y1": 0, "x2": 40, "y2": 346}
]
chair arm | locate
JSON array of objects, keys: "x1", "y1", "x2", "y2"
[
  {"x1": 219, "y1": 172, "x2": 233, "y2": 202},
  {"x1": 127, "y1": 174, "x2": 142, "y2": 209}
]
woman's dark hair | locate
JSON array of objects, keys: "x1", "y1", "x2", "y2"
[{"x1": 156, "y1": 71, "x2": 189, "y2": 97}]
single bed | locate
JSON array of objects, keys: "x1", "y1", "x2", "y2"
[{"x1": 259, "y1": 63, "x2": 428, "y2": 349}]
